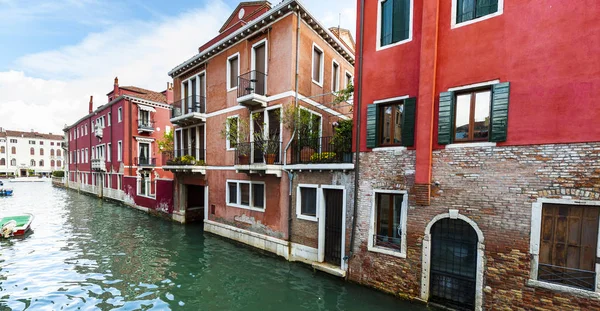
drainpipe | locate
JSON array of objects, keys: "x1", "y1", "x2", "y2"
[
  {"x1": 285, "y1": 8, "x2": 301, "y2": 257},
  {"x1": 346, "y1": 0, "x2": 366, "y2": 269}
]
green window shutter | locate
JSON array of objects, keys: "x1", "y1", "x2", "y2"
[
  {"x1": 366, "y1": 104, "x2": 379, "y2": 148},
  {"x1": 438, "y1": 91, "x2": 455, "y2": 145},
  {"x1": 490, "y1": 82, "x2": 510, "y2": 142},
  {"x1": 401, "y1": 97, "x2": 416, "y2": 147}
]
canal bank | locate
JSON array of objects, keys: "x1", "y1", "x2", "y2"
[{"x1": 1, "y1": 182, "x2": 433, "y2": 310}]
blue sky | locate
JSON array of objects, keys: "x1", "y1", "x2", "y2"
[{"x1": 0, "y1": 0, "x2": 356, "y2": 133}]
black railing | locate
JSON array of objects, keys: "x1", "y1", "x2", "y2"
[
  {"x1": 136, "y1": 157, "x2": 156, "y2": 167},
  {"x1": 137, "y1": 120, "x2": 155, "y2": 130},
  {"x1": 237, "y1": 71, "x2": 267, "y2": 98},
  {"x1": 538, "y1": 263, "x2": 596, "y2": 291},
  {"x1": 373, "y1": 234, "x2": 402, "y2": 251},
  {"x1": 171, "y1": 95, "x2": 206, "y2": 118},
  {"x1": 235, "y1": 140, "x2": 282, "y2": 165},
  {"x1": 290, "y1": 136, "x2": 352, "y2": 164},
  {"x1": 163, "y1": 148, "x2": 206, "y2": 165}
]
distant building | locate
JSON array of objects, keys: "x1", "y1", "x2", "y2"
[
  {"x1": 349, "y1": 0, "x2": 600, "y2": 310},
  {"x1": 63, "y1": 77, "x2": 175, "y2": 214},
  {"x1": 0, "y1": 128, "x2": 64, "y2": 177},
  {"x1": 165, "y1": 0, "x2": 355, "y2": 275}
]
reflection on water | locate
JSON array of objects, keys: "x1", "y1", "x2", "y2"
[{"x1": 0, "y1": 182, "x2": 430, "y2": 310}]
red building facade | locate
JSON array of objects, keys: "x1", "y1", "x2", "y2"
[
  {"x1": 349, "y1": 0, "x2": 600, "y2": 310},
  {"x1": 64, "y1": 78, "x2": 175, "y2": 214}
]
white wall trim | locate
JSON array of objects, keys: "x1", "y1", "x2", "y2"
[
  {"x1": 311, "y1": 42, "x2": 325, "y2": 87},
  {"x1": 226, "y1": 52, "x2": 240, "y2": 92},
  {"x1": 445, "y1": 142, "x2": 497, "y2": 149},
  {"x1": 373, "y1": 95, "x2": 410, "y2": 105},
  {"x1": 421, "y1": 211, "x2": 485, "y2": 311},
  {"x1": 376, "y1": 0, "x2": 414, "y2": 51},
  {"x1": 451, "y1": 0, "x2": 504, "y2": 29},
  {"x1": 448, "y1": 79, "x2": 500, "y2": 92},
  {"x1": 367, "y1": 189, "x2": 408, "y2": 258}
]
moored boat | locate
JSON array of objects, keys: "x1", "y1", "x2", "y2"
[
  {"x1": 1, "y1": 213, "x2": 33, "y2": 237},
  {"x1": 0, "y1": 188, "x2": 13, "y2": 196}
]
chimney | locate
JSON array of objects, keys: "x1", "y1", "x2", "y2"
[
  {"x1": 89, "y1": 95, "x2": 93, "y2": 113},
  {"x1": 114, "y1": 76, "x2": 119, "y2": 96},
  {"x1": 166, "y1": 82, "x2": 174, "y2": 104}
]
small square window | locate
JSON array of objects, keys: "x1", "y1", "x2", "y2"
[
  {"x1": 379, "y1": 0, "x2": 412, "y2": 48},
  {"x1": 300, "y1": 187, "x2": 317, "y2": 217}
]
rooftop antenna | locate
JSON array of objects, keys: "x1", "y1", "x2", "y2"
[{"x1": 338, "y1": 13, "x2": 341, "y2": 33}]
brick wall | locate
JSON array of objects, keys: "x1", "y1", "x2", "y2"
[{"x1": 349, "y1": 143, "x2": 600, "y2": 310}]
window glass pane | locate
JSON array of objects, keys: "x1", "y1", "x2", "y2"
[
  {"x1": 475, "y1": 0, "x2": 498, "y2": 18},
  {"x1": 300, "y1": 187, "x2": 317, "y2": 216},
  {"x1": 240, "y1": 183, "x2": 250, "y2": 206},
  {"x1": 313, "y1": 49, "x2": 322, "y2": 82},
  {"x1": 380, "y1": 106, "x2": 392, "y2": 145},
  {"x1": 454, "y1": 94, "x2": 471, "y2": 141},
  {"x1": 332, "y1": 63, "x2": 339, "y2": 92},
  {"x1": 253, "y1": 184, "x2": 264, "y2": 208},
  {"x1": 473, "y1": 91, "x2": 491, "y2": 140},
  {"x1": 377, "y1": 194, "x2": 391, "y2": 237},
  {"x1": 229, "y1": 57, "x2": 238, "y2": 88},
  {"x1": 457, "y1": 0, "x2": 475, "y2": 23},
  {"x1": 228, "y1": 182, "x2": 237, "y2": 204},
  {"x1": 393, "y1": 194, "x2": 403, "y2": 240},
  {"x1": 394, "y1": 104, "x2": 403, "y2": 144},
  {"x1": 380, "y1": 0, "x2": 393, "y2": 46}
]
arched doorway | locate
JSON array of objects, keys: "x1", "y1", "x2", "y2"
[{"x1": 429, "y1": 218, "x2": 478, "y2": 310}]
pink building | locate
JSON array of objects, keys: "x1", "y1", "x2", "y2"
[{"x1": 64, "y1": 78, "x2": 175, "y2": 214}]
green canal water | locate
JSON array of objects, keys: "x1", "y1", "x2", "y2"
[{"x1": 0, "y1": 182, "x2": 431, "y2": 310}]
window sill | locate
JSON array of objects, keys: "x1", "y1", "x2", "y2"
[
  {"x1": 526, "y1": 279, "x2": 600, "y2": 298},
  {"x1": 376, "y1": 37, "x2": 413, "y2": 51},
  {"x1": 445, "y1": 142, "x2": 496, "y2": 149},
  {"x1": 227, "y1": 203, "x2": 265, "y2": 213},
  {"x1": 227, "y1": 87, "x2": 238, "y2": 93},
  {"x1": 297, "y1": 214, "x2": 318, "y2": 222},
  {"x1": 137, "y1": 194, "x2": 156, "y2": 200},
  {"x1": 367, "y1": 245, "x2": 406, "y2": 259},
  {"x1": 452, "y1": 12, "x2": 503, "y2": 29},
  {"x1": 311, "y1": 79, "x2": 323, "y2": 88},
  {"x1": 372, "y1": 146, "x2": 407, "y2": 152}
]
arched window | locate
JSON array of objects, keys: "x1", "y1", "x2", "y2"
[
  {"x1": 50, "y1": 149, "x2": 55, "y2": 156},
  {"x1": 51, "y1": 160, "x2": 55, "y2": 167},
  {"x1": 0, "y1": 158, "x2": 5, "y2": 165},
  {"x1": 30, "y1": 147, "x2": 34, "y2": 155},
  {"x1": 40, "y1": 148, "x2": 44, "y2": 156},
  {"x1": 10, "y1": 159, "x2": 16, "y2": 166},
  {"x1": 57, "y1": 160, "x2": 62, "y2": 167},
  {"x1": 57, "y1": 149, "x2": 62, "y2": 157},
  {"x1": 11, "y1": 147, "x2": 16, "y2": 154},
  {"x1": 30, "y1": 159, "x2": 36, "y2": 166},
  {"x1": 0, "y1": 146, "x2": 4, "y2": 153},
  {"x1": 39, "y1": 160, "x2": 44, "y2": 167}
]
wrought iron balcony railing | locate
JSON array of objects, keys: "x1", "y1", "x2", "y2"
[
  {"x1": 289, "y1": 136, "x2": 352, "y2": 165},
  {"x1": 163, "y1": 148, "x2": 206, "y2": 166},
  {"x1": 237, "y1": 71, "x2": 267, "y2": 98},
  {"x1": 234, "y1": 140, "x2": 282, "y2": 165},
  {"x1": 136, "y1": 157, "x2": 156, "y2": 167},
  {"x1": 171, "y1": 96, "x2": 206, "y2": 118},
  {"x1": 137, "y1": 120, "x2": 155, "y2": 131}
]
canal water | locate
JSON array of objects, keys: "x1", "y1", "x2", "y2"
[{"x1": 0, "y1": 182, "x2": 431, "y2": 310}]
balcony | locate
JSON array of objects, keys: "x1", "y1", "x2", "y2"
[
  {"x1": 286, "y1": 136, "x2": 354, "y2": 171},
  {"x1": 234, "y1": 140, "x2": 282, "y2": 177},
  {"x1": 136, "y1": 157, "x2": 156, "y2": 167},
  {"x1": 91, "y1": 158, "x2": 106, "y2": 171},
  {"x1": 237, "y1": 71, "x2": 267, "y2": 108},
  {"x1": 94, "y1": 125, "x2": 103, "y2": 138},
  {"x1": 137, "y1": 120, "x2": 155, "y2": 133},
  {"x1": 171, "y1": 96, "x2": 206, "y2": 126},
  {"x1": 162, "y1": 148, "x2": 206, "y2": 174}
]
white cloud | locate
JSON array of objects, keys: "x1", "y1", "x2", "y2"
[{"x1": 0, "y1": 0, "x2": 356, "y2": 134}]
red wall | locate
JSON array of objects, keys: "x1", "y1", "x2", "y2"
[{"x1": 356, "y1": 0, "x2": 600, "y2": 151}]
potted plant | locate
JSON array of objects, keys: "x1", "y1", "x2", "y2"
[
  {"x1": 282, "y1": 105, "x2": 322, "y2": 162},
  {"x1": 260, "y1": 133, "x2": 281, "y2": 164},
  {"x1": 180, "y1": 155, "x2": 197, "y2": 165},
  {"x1": 331, "y1": 119, "x2": 353, "y2": 163},
  {"x1": 221, "y1": 115, "x2": 252, "y2": 164}
]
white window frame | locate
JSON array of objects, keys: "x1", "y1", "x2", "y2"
[
  {"x1": 137, "y1": 171, "x2": 153, "y2": 198},
  {"x1": 311, "y1": 43, "x2": 324, "y2": 87},
  {"x1": 118, "y1": 107, "x2": 123, "y2": 123},
  {"x1": 344, "y1": 70, "x2": 353, "y2": 89},
  {"x1": 367, "y1": 189, "x2": 408, "y2": 258},
  {"x1": 137, "y1": 141, "x2": 152, "y2": 164},
  {"x1": 376, "y1": 0, "x2": 414, "y2": 51},
  {"x1": 331, "y1": 60, "x2": 340, "y2": 93},
  {"x1": 226, "y1": 115, "x2": 239, "y2": 151},
  {"x1": 451, "y1": 0, "x2": 504, "y2": 29},
  {"x1": 225, "y1": 180, "x2": 266, "y2": 212},
  {"x1": 296, "y1": 184, "x2": 319, "y2": 222},
  {"x1": 226, "y1": 52, "x2": 240, "y2": 92},
  {"x1": 298, "y1": 106, "x2": 323, "y2": 140},
  {"x1": 107, "y1": 112, "x2": 112, "y2": 126},
  {"x1": 529, "y1": 198, "x2": 600, "y2": 296},
  {"x1": 107, "y1": 143, "x2": 111, "y2": 162},
  {"x1": 251, "y1": 38, "x2": 269, "y2": 94},
  {"x1": 117, "y1": 141, "x2": 122, "y2": 161}
]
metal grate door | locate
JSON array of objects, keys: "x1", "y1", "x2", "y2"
[
  {"x1": 430, "y1": 218, "x2": 478, "y2": 311},
  {"x1": 324, "y1": 189, "x2": 343, "y2": 265}
]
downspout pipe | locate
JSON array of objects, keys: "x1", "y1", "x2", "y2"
[
  {"x1": 285, "y1": 8, "x2": 301, "y2": 256},
  {"x1": 347, "y1": 0, "x2": 366, "y2": 266}
]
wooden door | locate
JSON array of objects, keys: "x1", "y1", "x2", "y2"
[
  {"x1": 254, "y1": 43, "x2": 266, "y2": 95},
  {"x1": 324, "y1": 189, "x2": 343, "y2": 266}
]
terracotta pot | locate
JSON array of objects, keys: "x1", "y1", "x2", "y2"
[
  {"x1": 238, "y1": 155, "x2": 250, "y2": 165},
  {"x1": 265, "y1": 154, "x2": 276, "y2": 165}
]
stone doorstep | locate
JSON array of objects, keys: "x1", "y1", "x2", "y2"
[{"x1": 311, "y1": 262, "x2": 346, "y2": 278}]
